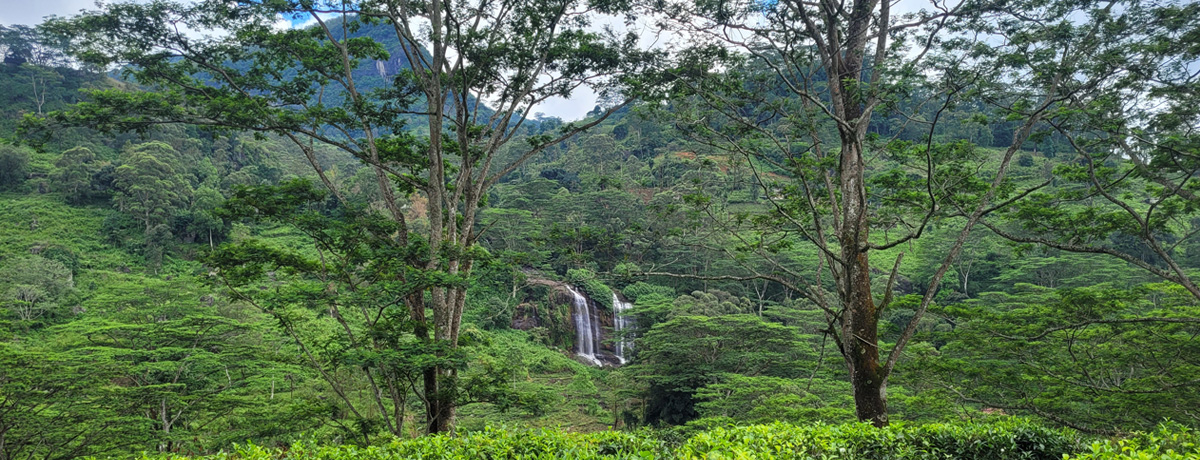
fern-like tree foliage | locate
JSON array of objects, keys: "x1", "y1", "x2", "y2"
[
  {"x1": 638, "y1": 0, "x2": 1166, "y2": 425},
  {"x1": 34, "y1": 0, "x2": 659, "y2": 433},
  {"x1": 981, "y1": 0, "x2": 1200, "y2": 301}
]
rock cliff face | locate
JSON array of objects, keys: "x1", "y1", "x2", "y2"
[
  {"x1": 372, "y1": 57, "x2": 409, "y2": 78},
  {"x1": 512, "y1": 277, "x2": 629, "y2": 367},
  {"x1": 510, "y1": 302, "x2": 541, "y2": 330}
]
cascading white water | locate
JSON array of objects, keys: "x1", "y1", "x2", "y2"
[
  {"x1": 568, "y1": 286, "x2": 602, "y2": 366},
  {"x1": 612, "y1": 293, "x2": 634, "y2": 364}
]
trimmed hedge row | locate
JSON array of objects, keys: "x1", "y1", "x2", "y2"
[
  {"x1": 1065, "y1": 423, "x2": 1199, "y2": 460},
  {"x1": 675, "y1": 419, "x2": 1077, "y2": 459},
  {"x1": 140, "y1": 428, "x2": 660, "y2": 460},
  {"x1": 130, "y1": 420, "x2": 1198, "y2": 460}
]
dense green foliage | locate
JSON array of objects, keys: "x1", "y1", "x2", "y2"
[
  {"x1": 1067, "y1": 424, "x2": 1200, "y2": 460},
  {"x1": 675, "y1": 420, "x2": 1078, "y2": 460},
  {"x1": 1, "y1": 0, "x2": 1199, "y2": 455},
  {"x1": 907, "y1": 283, "x2": 1200, "y2": 431},
  {"x1": 117, "y1": 421, "x2": 1200, "y2": 460}
]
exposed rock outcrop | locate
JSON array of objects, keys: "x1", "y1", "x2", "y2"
[{"x1": 512, "y1": 276, "x2": 628, "y2": 367}]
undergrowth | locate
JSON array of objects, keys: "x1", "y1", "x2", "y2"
[{"x1": 123, "y1": 419, "x2": 1200, "y2": 460}]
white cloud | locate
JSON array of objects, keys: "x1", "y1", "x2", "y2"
[
  {"x1": 0, "y1": 0, "x2": 97, "y2": 26},
  {"x1": 532, "y1": 13, "x2": 678, "y2": 121},
  {"x1": 271, "y1": 14, "x2": 293, "y2": 32},
  {"x1": 537, "y1": 94, "x2": 599, "y2": 122}
]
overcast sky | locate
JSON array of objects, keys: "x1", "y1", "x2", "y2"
[
  {"x1": 1, "y1": 0, "x2": 609, "y2": 120},
  {"x1": 1, "y1": 0, "x2": 935, "y2": 121},
  {"x1": 0, "y1": 0, "x2": 96, "y2": 27}
]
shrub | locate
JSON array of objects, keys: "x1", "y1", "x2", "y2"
[
  {"x1": 1066, "y1": 423, "x2": 1199, "y2": 460},
  {"x1": 567, "y1": 268, "x2": 613, "y2": 310},
  {"x1": 674, "y1": 419, "x2": 1077, "y2": 460},
  {"x1": 0, "y1": 144, "x2": 30, "y2": 191},
  {"x1": 1017, "y1": 153, "x2": 1035, "y2": 167},
  {"x1": 138, "y1": 427, "x2": 662, "y2": 460},
  {"x1": 621, "y1": 281, "x2": 675, "y2": 303},
  {"x1": 127, "y1": 421, "x2": 1200, "y2": 460}
]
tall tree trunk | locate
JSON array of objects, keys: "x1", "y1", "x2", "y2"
[
  {"x1": 843, "y1": 244, "x2": 887, "y2": 426},
  {"x1": 423, "y1": 368, "x2": 445, "y2": 433},
  {"x1": 426, "y1": 368, "x2": 456, "y2": 433},
  {"x1": 407, "y1": 292, "x2": 454, "y2": 434},
  {"x1": 830, "y1": 7, "x2": 891, "y2": 418},
  {"x1": 838, "y1": 133, "x2": 889, "y2": 426}
]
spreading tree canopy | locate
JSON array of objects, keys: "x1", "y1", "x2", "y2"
[
  {"x1": 640, "y1": 0, "x2": 1151, "y2": 425},
  {"x1": 37, "y1": 0, "x2": 657, "y2": 433}
]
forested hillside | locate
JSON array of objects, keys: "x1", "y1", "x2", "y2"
[{"x1": 1, "y1": 0, "x2": 1199, "y2": 458}]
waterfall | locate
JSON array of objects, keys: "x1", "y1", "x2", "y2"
[
  {"x1": 568, "y1": 286, "x2": 601, "y2": 366},
  {"x1": 613, "y1": 293, "x2": 634, "y2": 364}
]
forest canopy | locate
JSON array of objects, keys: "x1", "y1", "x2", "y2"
[{"x1": 0, "y1": 0, "x2": 1198, "y2": 457}]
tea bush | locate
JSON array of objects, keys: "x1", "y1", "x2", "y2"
[
  {"x1": 1066, "y1": 423, "x2": 1199, "y2": 460},
  {"x1": 127, "y1": 420, "x2": 1200, "y2": 459},
  {"x1": 674, "y1": 419, "x2": 1077, "y2": 459},
  {"x1": 136, "y1": 427, "x2": 662, "y2": 460}
]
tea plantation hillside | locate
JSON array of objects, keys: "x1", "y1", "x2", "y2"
[{"x1": 4, "y1": 0, "x2": 1200, "y2": 456}]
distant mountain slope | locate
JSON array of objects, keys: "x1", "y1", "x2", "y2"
[
  {"x1": 0, "y1": 63, "x2": 108, "y2": 137},
  {"x1": 300, "y1": 15, "x2": 493, "y2": 121}
]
